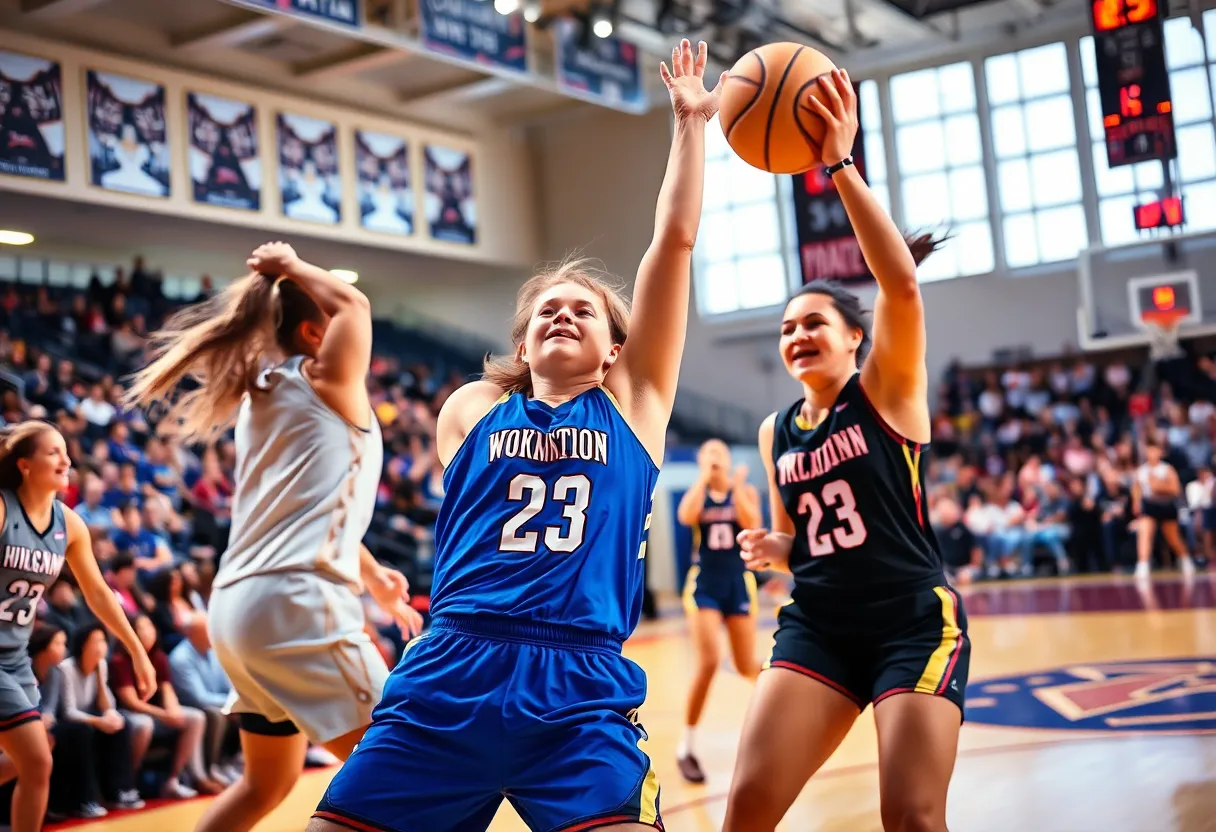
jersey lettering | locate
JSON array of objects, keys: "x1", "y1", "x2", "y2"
[
  {"x1": 499, "y1": 473, "x2": 592, "y2": 554},
  {"x1": 797, "y1": 479, "x2": 869, "y2": 557}
]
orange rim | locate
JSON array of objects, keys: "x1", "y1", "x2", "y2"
[{"x1": 1140, "y1": 310, "x2": 1186, "y2": 330}]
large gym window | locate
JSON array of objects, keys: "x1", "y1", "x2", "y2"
[
  {"x1": 693, "y1": 113, "x2": 789, "y2": 316},
  {"x1": 890, "y1": 62, "x2": 994, "y2": 282},
  {"x1": 985, "y1": 42, "x2": 1088, "y2": 268},
  {"x1": 1082, "y1": 13, "x2": 1216, "y2": 244},
  {"x1": 858, "y1": 80, "x2": 889, "y2": 218}
]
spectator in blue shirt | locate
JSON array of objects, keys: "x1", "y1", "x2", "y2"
[
  {"x1": 107, "y1": 421, "x2": 141, "y2": 467},
  {"x1": 111, "y1": 503, "x2": 173, "y2": 579},
  {"x1": 75, "y1": 473, "x2": 116, "y2": 532},
  {"x1": 168, "y1": 618, "x2": 238, "y2": 785},
  {"x1": 103, "y1": 463, "x2": 143, "y2": 511},
  {"x1": 137, "y1": 436, "x2": 181, "y2": 507}
]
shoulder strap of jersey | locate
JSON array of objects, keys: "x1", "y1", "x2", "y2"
[{"x1": 771, "y1": 400, "x2": 803, "y2": 464}]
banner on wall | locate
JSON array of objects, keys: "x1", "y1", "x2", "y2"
[
  {"x1": 356, "y1": 130, "x2": 413, "y2": 235},
  {"x1": 86, "y1": 70, "x2": 170, "y2": 198},
  {"x1": 418, "y1": 0, "x2": 527, "y2": 73},
  {"x1": 277, "y1": 112, "x2": 341, "y2": 225},
  {"x1": 0, "y1": 51, "x2": 64, "y2": 182},
  {"x1": 423, "y1": 144, "x2": 476, "y2": 245},
  {"x1": 553, "y1": 18, "x2": 645, "y2": 112},
  {"x1": 188, "y1": 93, "x2": 260, "y2": 211},
  {"x1": 227, "y1": 0, "x2": 361, "y2": 28},
  {"x1": 789, "y1": 90, "x2": 870, "y2": 285}
]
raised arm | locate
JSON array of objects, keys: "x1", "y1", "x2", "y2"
[
  {"x1": 606, "y1": 40, "x2": 724, "y2": 448},
  {"x1": 676, "y1": 471, "x2": 709, "y2": 527},
  {"x1": 246, "y1": 242, "x2": 372, "y2": 428},
  {"x1": 805, "y1": 70, "x2": 934, "y2": 438},
  {"x1": 64, "y1": 509, "x2": 156, "y2": 701}
]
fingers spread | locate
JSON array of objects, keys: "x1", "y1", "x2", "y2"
[{"x1": 694, "y1": 40, "x2": 708, "y2": 76}]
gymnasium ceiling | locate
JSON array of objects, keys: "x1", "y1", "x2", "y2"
[{"x1": 2, "y1": 0, "x2": 1088, "y2": 132}]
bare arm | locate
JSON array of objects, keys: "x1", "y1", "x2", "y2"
[
  {"x1": 605, "y1": 40, "x2": 723, "y2": 460},
  {"x1": 65, "y1": 509, "x2": 156, "y2": 701},
  {"x1": 247, "y1": 242, "x2": 372, "y2": 427},
  {"x1": 676, "y1": 475, "x2": 708, "y2": 526},
  {"x1": 758, "y1": 414, "x2": 795, "y2": 538},
  {"x1": 435, "y1": 380, "x2": 504, "y2": 468},
  {"x1": 807, "y1": 72, "x2": 930, "y2": 440},
  {"x1": 734, "y1": 483, "x2": 763, "y2": 530}
]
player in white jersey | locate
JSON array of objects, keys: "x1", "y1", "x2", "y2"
[
  {"x1": 127, "y1": 242, "x2": 422, "y2": 832},
  {"x1": 0, "y1": 421, "x2": 155, "y2": 832}
]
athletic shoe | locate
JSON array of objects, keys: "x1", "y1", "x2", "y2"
[{"x1": 677, "y1": 753, "x2": 706, "y2": 784}]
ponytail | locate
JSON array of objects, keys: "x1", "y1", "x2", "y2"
[
  {"x1": 905, "y1": 229, "x2": 950, "y2": 266},
  {"x1": 0, "y1": 421, "x2": 56, "y2": 491},
  {"x1": 125, "y1": 273, "x2": 281, "y2": 442}
]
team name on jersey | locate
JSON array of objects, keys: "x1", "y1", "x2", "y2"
[
  {"x1": 777, "y1": 424, "x2": 869, "y2": 485},
  {"x1": 701, "y1": 505, "x2": 737, "y2": 523},
  {"x1": 2, "y1": 545, "x2": 64, "y2": 579},
  {"x1": 487, "y1": 427, "x2": 609, "y2": 466}
]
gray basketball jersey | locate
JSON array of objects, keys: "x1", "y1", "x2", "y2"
[
  {"x1": 215, "y1": 355, "x2": 384, "y2": 591},
  {"x1": 0, "y1": 490, "x2": 67, "y2": 651}
]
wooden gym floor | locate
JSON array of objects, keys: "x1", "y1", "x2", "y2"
[{"x1": 58, "y1": 573, "x2": 1216, "y2": 832}]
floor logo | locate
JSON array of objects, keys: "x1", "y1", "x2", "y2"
[{"x1": 965, "y1": 658, "x2": 1216, "y2": 732}]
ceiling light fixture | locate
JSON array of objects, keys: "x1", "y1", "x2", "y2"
[{"x1": 0, "y1": 231, "x2": 34, "y2": 246}]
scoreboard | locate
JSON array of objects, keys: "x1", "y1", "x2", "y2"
[{"x1": 1090, "y1": 0, "x2": 1176, "y2": 167}]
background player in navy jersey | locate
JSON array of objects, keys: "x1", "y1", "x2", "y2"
[
  {"x1": 722, "y1": 69, "x2": 963, "y2": 832},
  {"x1": 674, "y1": 438, "x2": 760, "y2": 783},
  {"x1": 310, "y1": 37, "x2": 722, "y2": 832},
  {"x1": 0, "y1": 421, "x2": 155, "y2": 832}
]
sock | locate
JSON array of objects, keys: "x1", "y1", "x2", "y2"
[{"x1": 678, "y1": 725, "x2": 696, "y2": 759}]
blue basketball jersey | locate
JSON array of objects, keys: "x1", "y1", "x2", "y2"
[{"x1": 431, "y1": 386, "x2": 659, "y2": 640}]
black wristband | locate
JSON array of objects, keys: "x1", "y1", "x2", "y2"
[{"x1": 824, "y1": 156, "x2": 854, "y2": 176}]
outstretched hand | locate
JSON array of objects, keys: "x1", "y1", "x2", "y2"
[{"x1": 660, "y1": 39, "x2": 727, "y2": 124}]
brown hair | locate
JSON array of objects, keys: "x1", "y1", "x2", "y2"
[
  {"x1": 125, "y1": 273, "x2": 323, "y2": 442},
  {"x1": 0, "y1": 421, "x2": 57, "y2": 491},
  {"x1": 482, "y1": 257, "x2": 631, "y2": 396}
]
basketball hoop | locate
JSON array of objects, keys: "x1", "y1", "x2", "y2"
[{"x1": 1141, "y1": 308, "x2": 1185, "y2": 361}]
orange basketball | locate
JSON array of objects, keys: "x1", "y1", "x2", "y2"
[{"x1": 718, "y1": 42, "x2": 837, "y2": 175}]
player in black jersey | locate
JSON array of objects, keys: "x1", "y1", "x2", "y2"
[
  {"x1": 674, "y1": 438, "x2": 761, "y2": 783},
  {"x1": 722, "y1": 69, "x2": 964, "y2": 832}
]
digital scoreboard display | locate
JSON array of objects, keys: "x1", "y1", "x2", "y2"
[
  {"x1": 1133, "y1": 195, "x2": 1185, "y2": 230},
  {"x1": 1090, "y1": 0, "x2": 1176, "y2": 167}
]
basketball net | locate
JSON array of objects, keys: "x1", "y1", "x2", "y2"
[{"x1": 1142, "y1": 309, "x2": 1185, "y2": 361}]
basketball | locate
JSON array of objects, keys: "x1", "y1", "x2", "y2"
[{"x1": 718, "y1": 42, "x2": 838, "y2": 174}]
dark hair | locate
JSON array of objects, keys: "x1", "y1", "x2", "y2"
[
  {"x1": 793, "y1": 231, "x2": 948, "y2": 366},
  {"x1": 110, "y1": 551, "x2": 135, "y2": 573},
  {"x1": 28, "y1": 622, "x2": 65, "y2": 659},
  {"x1": 69, "y1": 623, "x2": 108, "y2": 661}
]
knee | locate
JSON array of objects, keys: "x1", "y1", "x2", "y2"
[
  {"x1": 880, "y1": 799, "x2": 946, "y2": 832},
  {"x1": 129, "y1": 713, "x2": 153, "y2": 741},
  {"x1": 241, "y1": 769, "x2": 300, "y2": 812},
  {"x1": 18, "y1": 739, "x2": 53, "y2": 783}
]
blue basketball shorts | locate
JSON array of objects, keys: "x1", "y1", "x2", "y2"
[
  {"x1": 682, "y1": 566, "x2": 757, "y2": 618},
  {"x1": 314, "y1": 614, "x2": 664, "y2": 832}
]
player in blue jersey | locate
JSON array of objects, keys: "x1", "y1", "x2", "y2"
[
  {"x1": 0, "y1": 421, "x2": 155, "y2": 832},
  {"x1": 310, "y1": 38, "x2": 723, "y2": 832},
  {"x1": 674, "y1": 439, "x2": 761, "y2": 783},
  {"x1": 722, "y1": 71, "x2": 960, "y2": 832}
]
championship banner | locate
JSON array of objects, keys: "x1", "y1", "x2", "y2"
[
  {"x1": 553, "y1": 18, "x2": 645, "y2": 112},
  {"x1": 277, "y1": 112, "x2": 341, "y2": 225},
  {"x1": 0, "y1": 51, "x2": 64, "y2": 182},
  {"x1": 86, "y1": 70, "x2": 170, "y2": 198},
  {"x1": 226, "y1": 0, "x2": 361, "y2": 28},
  {"x1": 423, "y1": 144, "x2": 476, "y2": 245},
  {"x1": 188, "y1": 93, "x2": 260, "y2": 211},
  {"x1": 419, "y1": 0, "x2": 527, "y2": 74},
  {"x1": 789, "y1": 88, "x2": 869, "y2": 285},
  {"x1": 356, "y1": 129, "x2": 413, "y2": 235}
]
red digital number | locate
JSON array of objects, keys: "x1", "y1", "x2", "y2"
[{"x1": 1120, "y1": 84, "x2": 1143, "y2": 118}]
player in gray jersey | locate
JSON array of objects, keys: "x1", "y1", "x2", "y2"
[
  {"x1": 127, "y1": 242, "x2": 421, "y2": 832},
  {"x1": 0, "y1": 421, "x2": 154, "y2": 832}
]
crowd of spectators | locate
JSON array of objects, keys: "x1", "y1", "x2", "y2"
[
  {"x1": 927, "y1": 344, "x2": 1216, "y2": 583},
  {"x1": 0, "y1": 256, "x2": 459, "y2": 821}
]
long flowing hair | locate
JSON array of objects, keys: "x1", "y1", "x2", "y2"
[
  {"x1": 482, "y1": 257, "x2": 631, "y2": 396},
  {"x1": 125, "y1": 274, "x2": 323, "y2": 442}
]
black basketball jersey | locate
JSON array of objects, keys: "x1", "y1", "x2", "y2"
[
  {"x1": 694, "y1": 490, "x2": 744, "y2": 576},
  {"x1": 771, "y1": 374, "x2": 943, "y2": 604}
]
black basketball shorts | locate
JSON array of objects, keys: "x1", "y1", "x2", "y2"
[{"x1": 766, "y1": 583, "x2": 970, "y2": 718}]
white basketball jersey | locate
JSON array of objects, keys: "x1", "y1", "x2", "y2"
[{"x1": 214, "y1": 356, "x2": 383, "y2": 591}]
